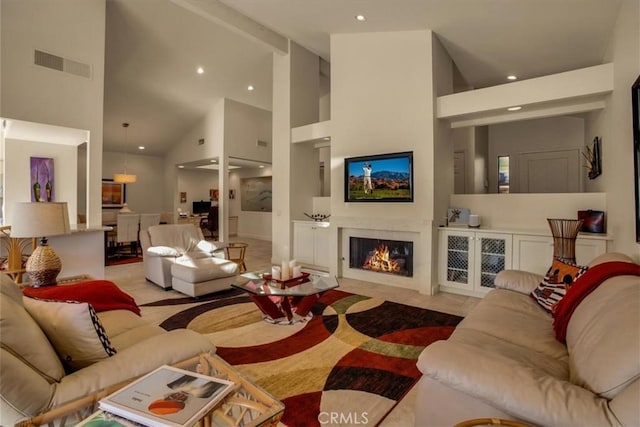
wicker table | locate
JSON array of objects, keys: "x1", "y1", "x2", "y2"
[{"x1": 18, "y1": 353, "x2": 284, "y2": 427}]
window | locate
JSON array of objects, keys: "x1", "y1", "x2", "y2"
[{"x1": 498, "y1": 156, "x2": 510, "y2": 193}]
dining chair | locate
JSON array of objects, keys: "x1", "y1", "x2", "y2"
[
  {"x1": 138, "y1": 213, "x2": 161, "y2": 255},
  {"x1": 115, "y1": 213, "x2": 140, "y2": 257},
  {"x1": 201, "y1": 206, "x2": 219, "y2": 239}
]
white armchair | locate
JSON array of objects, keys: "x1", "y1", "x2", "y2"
[{"x1": 139, "y1": 224, "x2": 225, "y2": 288}]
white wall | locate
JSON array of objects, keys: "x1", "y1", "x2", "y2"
[
  {"x1": 5, "y1": 139, "x2": 77, "y2": 223},
  {"x1": 290, "y1": 42, "x2": 319, "y2": 128},
  {"x1": 1, "y1": 0, "x2": 105, "y2": 228},
  {"x1": 487, "y1": 116, "x2": 585, "y2": 193},
  {"x1": 164, "y1": 100, "x2": 224, "y2": 211},
  {"x1": 582, "y1": 0, "x2": 640, "y2": 258},
  {"x1": 473, "y1": 126, "x2": 488, "y2": 194},
  {"x1": 319, "y1": 74, "x2": 331, "y2": 121},
  {"x1": 290, "y1": 44, "x2": 322, "y2": 225},
  {"x1": 102, "y1": 151, "x2": 165, "y2": 214},
  {"x1": 330, "y1": 30, "x2": 436, "y2": 293},
  {"x1": 229, "y1": 167, "x2": 272, "y2": 240},
  {"x1": 224, "y1": 99, "x2": 272, "y2": 162},
  {"x1": 271, "y1": 47, "x2": 292, "y2": 263},
  {"x1": 165, "y1": 98, "x2": 272, "y2": 240},
  {"x1": 431, "y1": 34, "x2": 455, "y2": 289},
  {"x1": 452, "y1": 126, "x2": 474, "y2": 194},
  {"x1": 176, "y1": 168, "x2": 218, "y2": 215},
  {"x1": 451, "y1": 193, "x2": 606, "y2": 231}
]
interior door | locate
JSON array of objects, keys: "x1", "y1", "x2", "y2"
[{"x1": 518, "y1": 149, "x2": 580, "y2": 193}]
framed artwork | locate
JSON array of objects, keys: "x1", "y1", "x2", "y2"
[
  {"x1": 180, "y1": 192, "x2": 187, "y2": 204},
  {"x1": 447, "y1": 208, "x2": 470, "y2": 227},
  {"x1": 229, "y1": 189, "x2": 236, "y2": 200},
  {"x1": 30, "y1": 157, "x2": 54, "y2": 202},
  {"x1": 583, "y1": 136, "x2": 602, "y2": 180},
  {"x1": 241, "y1": 177, "x2": 272, "y2": 212},
  {"x1": 102, "y1": 179, "x2": 126, "y2": 208},
  {"x1": 210, "y1": 189, "x2": 219, "y2": 201}
]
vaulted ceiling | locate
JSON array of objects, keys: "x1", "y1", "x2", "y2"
[{"x1": 103, "y1": 0, "x2": 622, "y2": 156}]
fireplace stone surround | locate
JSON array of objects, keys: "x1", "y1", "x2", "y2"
[{"x1": 329, "y1": 216, "x2": 435, "y2": 294}]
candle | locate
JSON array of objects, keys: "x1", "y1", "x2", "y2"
[
  {"x1": 281, "y1": 260, "x2": 290, "y2": 280},
  {"x1": 271, "y1": 266, "x2": 281, "y2": 280},
  {"x1": 293, "y1": 265, "x2": 301, "y2": 278}
]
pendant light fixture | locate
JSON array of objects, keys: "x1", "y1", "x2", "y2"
[{"x1": 113, "y1": 122, "x2": 137, "y2": 183}]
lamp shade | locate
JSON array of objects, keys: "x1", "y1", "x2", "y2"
[
  {"x1": 10, "y1": 202, "x2": 71, "y2": 238},
  {"x1": 113, "y1": 173, "x2": 137, "y2": 183},
  {"x1": 113, "y1": 122, "x2": 137, "y2": 183}
]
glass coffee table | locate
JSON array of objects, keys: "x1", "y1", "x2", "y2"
[{"x1": 231, "y1": 270, "x2": 339, "y2": 324}]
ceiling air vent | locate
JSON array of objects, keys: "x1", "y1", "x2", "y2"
[
  {"x1": 256, "y1": 140, "x2": 268, "y2": 147},
  {"x1": 34, "y1": 49, "x2": 92, "y2": 79}
]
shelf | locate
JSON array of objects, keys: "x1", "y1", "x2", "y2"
[{"x1": 291, "y1": 120, "x2": 332, "y2": 144}]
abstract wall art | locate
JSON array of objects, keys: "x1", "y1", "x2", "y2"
[{"x1": 30, "y1": 157, "x2": 54, "y2": 202}]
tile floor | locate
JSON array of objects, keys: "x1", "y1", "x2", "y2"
[{"x1": 105, "y1": 236, "x2": 481, "y2": 427}]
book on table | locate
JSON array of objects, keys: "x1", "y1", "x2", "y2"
[{"x1": 98, "y1": 365, "x2": 235, "y2": 427}]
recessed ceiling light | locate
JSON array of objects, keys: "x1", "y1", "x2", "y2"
[
  {"x1": 323, "y1": 137, "x2": 330, "y2": 141},
  {"x1": 178, "y1": 165, "x2": 185, "y2": 168},
  {"x1": 138, "y1": 146, "x2": 145, "y2": 150},
  {"x1": 259, "y1": 165, "x2": 265, "y2": 168},
  {"x1": 507, "y1": 75, "x2": 517, "y2": 81},
  {"x1": 210, "y1": 159, "x2": 217, "y2": 163},
  {"x1": 196, "y1": 67, "x2": 204, "y2": 74},
  {"x1": 247, "y1": 85, "x2": 255, "y2": 91},
  {"x1": 355, "y1": 14, "x2": 366, "y2": 21},
  {"x1": 507, "y1": 106, "x2": 522, "y2": 111}
]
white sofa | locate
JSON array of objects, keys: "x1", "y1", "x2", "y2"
[
  {"x1": 0, "y1": 273, "x2": 215, "y2": 426},
  {"x1": 139, "y1": 224, "x2": 233, "y2": 291},
  {"x1": 415, "y1": 252, "x2": 640, "y2": 427}
]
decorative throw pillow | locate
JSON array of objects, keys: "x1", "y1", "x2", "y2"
[
  {"x1": 531, "y1": 259, "x2": 588, "y2": 312},
  {"x1": 23, "y1": 297, "x2": 117, "y2": 370}
]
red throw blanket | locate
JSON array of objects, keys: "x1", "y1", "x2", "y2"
[
  {"x1": 23, "y1": 280, "x2": 141, "y2": 316},
  {"x1": 553, "y1": 261, "x2": 640, "y2": 342}
]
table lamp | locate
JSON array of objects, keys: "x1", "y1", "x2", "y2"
[{"x1": 10, "y1": 202, "x2": 71, "y2": 287}]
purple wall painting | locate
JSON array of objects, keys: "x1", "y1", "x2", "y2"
[{"x1": 30, "y1": 157, "x2": 54, "y2": 202}]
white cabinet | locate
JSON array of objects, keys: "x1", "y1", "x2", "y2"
[
  {"x1": 293, "y1": 221, "x2": 330, "y2": 270},
  {"x1": 438, "y1": 229, "x2": 512, "y2": 297},
  {"x1": 439, "y1": 227, "x2": 609, "y2": 297},
  {"x1": 512, "y1": 234, "x2": 607, "y2": 275}
]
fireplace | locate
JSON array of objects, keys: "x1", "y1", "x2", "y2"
[{"x1": 349, "y1": 237, "x2": 413, "y2": 277}]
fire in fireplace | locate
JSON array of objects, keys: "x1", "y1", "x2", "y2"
[{"x1": 349, "y1": 237, "x2": 413, "y2": 277}]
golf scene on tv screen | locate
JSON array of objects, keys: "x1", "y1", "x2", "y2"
[{"x1": 344, "y1": 151, "x2": 413, "y2": 202}]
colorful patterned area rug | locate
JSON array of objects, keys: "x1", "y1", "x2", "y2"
[{"x1": 142, "y1": 288, "x2": 462, "y2": 426}]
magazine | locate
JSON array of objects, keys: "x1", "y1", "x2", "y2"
[{"x1": 99, "y1": 365, "x2": 235, "y2": 427}]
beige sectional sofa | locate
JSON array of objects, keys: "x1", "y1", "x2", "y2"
[
  {"x1": 0, "y1": 273, "x2": 215, "y2": 426},
  {"x1": 415, "y1": 252, "x2": 639, "y2": 427}
]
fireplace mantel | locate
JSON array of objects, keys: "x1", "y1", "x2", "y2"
[{"x1": 330, "y1": 216, "x2": 431, "y2": 233}]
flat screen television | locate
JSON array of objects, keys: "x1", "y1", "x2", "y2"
[
  {"x1": 193, "y1": 200, "x2": 211, "y2": 215},
  {"x1": 344, "y1": 151, "x2": 413, "y2": 202}
]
